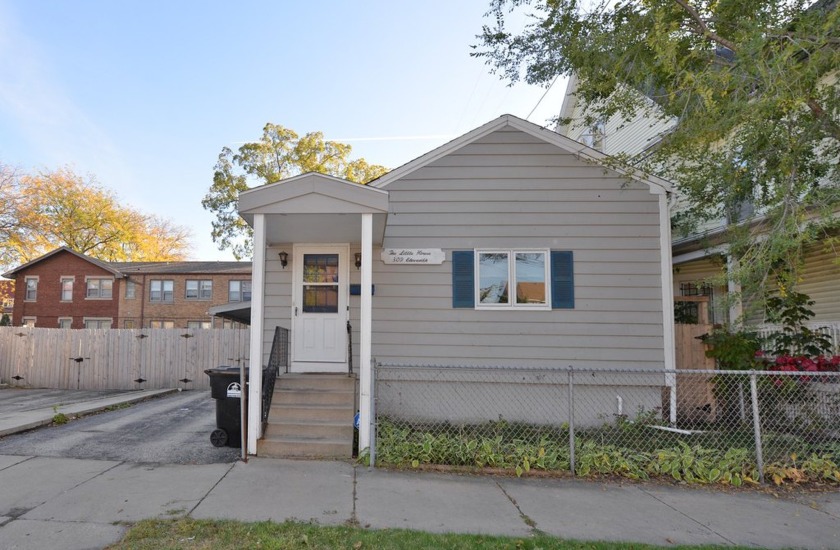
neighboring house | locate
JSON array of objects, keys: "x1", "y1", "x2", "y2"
[
  {"x1": 2, "y1": 247, "x2": 251, "y2": 329},
  {"x1": 229, "y1": 114, "x2": 676, "y2": 457},
  {"x1": 557, "y1": 74, "x2": 840, "y2": 328},
  {"x1": 113, "y1": 261, "x2": 252, "y2": 329},
  {"x1": 558, "y1": 74, "x2": 677, "y2": 157}
]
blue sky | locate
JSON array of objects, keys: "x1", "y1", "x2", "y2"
[{"x1": 0, "y1": 1, "x2": 567, "y2": 260}]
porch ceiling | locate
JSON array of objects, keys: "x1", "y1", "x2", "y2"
[{"x1": 238, "y1": 172, "x2": 389, "y2": 245}]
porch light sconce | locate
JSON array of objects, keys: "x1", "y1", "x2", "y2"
[
  {"x1": 354, "y1": 252, "x2": 362, "y2": 269},
  {"x1": 278, "y1": 251, "x2": 288, "y2": 268}
]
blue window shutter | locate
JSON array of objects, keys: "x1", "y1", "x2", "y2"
[
  {"x1": 551, "y1": 251, "x2": 574, "y2": 309},
  {"x1": 451, "y1": 251, "x2": 475, "y2": 308}
]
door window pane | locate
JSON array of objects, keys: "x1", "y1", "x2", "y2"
[
  {"x1": 303, "y1": 254, "x2": 339, "y2": 283},
  {"x1": 478, "y1": 252, "x2": 509, "y2": 304},
  {"x1": 303, "y1": 285, "x2": 338, "y2": 313},
  {"x1": 515, "y1": 252, "x2": 547, "y2": 304}
]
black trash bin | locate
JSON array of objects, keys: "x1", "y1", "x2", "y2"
[{"x1": 205, "y1": 366, "x2": 246, "y2": 448}]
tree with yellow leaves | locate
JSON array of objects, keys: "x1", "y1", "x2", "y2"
[{"x1": 1, "y1": 165, "x2": 191, "y2": 269}]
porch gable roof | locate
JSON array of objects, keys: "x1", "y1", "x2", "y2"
[
  {"x1": 237, "y1": 172, "x2": 389, "y2": 245},
  {"x1": 238, "y1": 172, "x2": 389, "y2": 220}
]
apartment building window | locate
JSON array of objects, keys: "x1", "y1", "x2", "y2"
[
  {"x1": 123, "y1": 320, "x2": 137, "y2": 329},
  {"x1": 125, "y1": 280, "x2": 136, "y2": 299},
  {"x1": 150, "y1": 280, "x2": 174, "y2": 302},
  {"x1": 187, "y1": 320, "x2": 211, "y2": 329},
  {"x1": 228, "y1": 280, "x2": 251, "y2": 302},
  {"x1": 58, "y1": 317, "x2": 72, "y2": 329},
  {"x1": 86, "y1": 278, "x2": 113, "y2": 299},
  {"x1": 24, "y1": 277, "x2": 38, "y2": 301},
  {"x1": 22, "y1": 316, "x2": 36, "y2": 327},
  {"x1": 186, "y1": 280, "x2": 212, "y2": 300},
  {"x1": 149, "y1": 320, "x2": 175, "y2": 329},
  {"x1": 60, "y1": 277, "x2": 74, "y2": 301},
  {"x1": 84, "y1": 318, "x2": 112, "y2": 329}
]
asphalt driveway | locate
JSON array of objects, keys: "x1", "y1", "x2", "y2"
[{"x1": 0, "y1": 389, "x2": 240, "y2": 464}]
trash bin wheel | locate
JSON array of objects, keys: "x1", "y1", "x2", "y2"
[{"x1": 210, "y1": 428, "x2": 228, "y2": 447}]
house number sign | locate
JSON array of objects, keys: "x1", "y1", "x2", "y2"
[{"x1": 380, "y1": 248, "x2": 445, "y2": 265}]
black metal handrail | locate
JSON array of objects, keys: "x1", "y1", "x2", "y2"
[
  {"x1": 347, "y1": 321, "x2": 353, "y2": 375},
  {"x1": 261, "y1": 326, "x2": 289, "y2": 429}
]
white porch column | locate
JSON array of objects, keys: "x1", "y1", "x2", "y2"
[
  {"x1": 359, "y1": 213, "x2": 373, "y2": 451},
  {"x1": 247, "y1": 213, "x2": 266, "y2": 453},
  {"x1": 659, "y1": 193, "x2": 677, "y2": 425}
]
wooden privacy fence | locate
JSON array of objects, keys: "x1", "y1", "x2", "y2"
[{"x1": 0, "y1": 327, "x2": 250, "y2": 391}]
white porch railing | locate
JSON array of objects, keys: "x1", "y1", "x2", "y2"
[{"x1": 753, "y1": 321, "x2": 840, "y2": 355}]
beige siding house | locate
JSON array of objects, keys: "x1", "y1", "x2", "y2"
[
  {"x1": 558, "y1": 73, "x2": 840, "y2": 331},
  {"x1": 233, "y1": 115, "x2": 675, "y2": 458}
]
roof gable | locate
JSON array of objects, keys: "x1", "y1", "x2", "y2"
[
  {"x1": 237, "y1": 172, "x2": 389, "y2": 221},
  {"x1": 2, "y1": 247, "x2": 124, "y2": 279},
  {"x1": 370, "y1": 114, "x2": 672, "y2": 195}
]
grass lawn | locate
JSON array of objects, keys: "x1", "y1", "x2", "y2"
[{"x1": 109, "y1": 518, "x2": 746, "y2": 550}]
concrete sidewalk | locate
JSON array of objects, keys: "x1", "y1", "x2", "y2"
[
  {"x1": 0, "y1": 455, "x2": 837, "y2": 550},
  {"x1": 0, "y1": 388, "x2": 177, "y2": 437}
]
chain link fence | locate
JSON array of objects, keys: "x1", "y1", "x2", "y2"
[{"x1": 372, "y1": 364, "x2": 840, "y2": 485}]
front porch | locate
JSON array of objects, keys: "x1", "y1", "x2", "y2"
[{"x1": 238, "y1": 173, "x2": 388, "y2": 456}]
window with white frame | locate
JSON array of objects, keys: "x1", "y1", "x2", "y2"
[
  {"x1": 186, "y1": 280, "x2": 212, "y2": 300},
  {"x1": 84, "y1": 318, "x2": 112, "y2": 329},
  {"x1": 228, "y1": 280, "x2": 251, "y2": 302},
  {"x1": 149, "y1": 319, "x2": 174, "y2": 329},
  {"x1": 476, "y1": 250, "x2": 550, "y2": 309},
  {"x1": 60, "y1": 277, "x2": 74, "y2": 301},
  {"x1": 24, "y1": 277, "x2": 38, "y2": 301},
  {"x1": 187, "y1": 320, "x2": 211, "y2": 329},
  {"x1": 22, "y1": 316, "x2": 36, "y2": 327},
  {"x1": 86, "y1": 278, "x2": 113, "y2": 299},
  {"x1": 58, "y1": 317, "x2": 72, "y2": 329},
  {"x1": 150, "y1": 280, "x2": 174, "y2": 302},
  {"x1": 125, "y1": 280, "x2": 136, "y2": 299}
]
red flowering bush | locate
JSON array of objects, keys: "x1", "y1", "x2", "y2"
[{"x1": 762, "y1": 354, "x2": 840, "y2": 387}]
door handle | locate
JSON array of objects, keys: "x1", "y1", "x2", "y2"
[{"x1": 295, "y1": 306, "x2": 298, "y2": 317}]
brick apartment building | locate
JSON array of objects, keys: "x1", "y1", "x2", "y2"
[{"x1": 2, "y1": 247, "x2": 251, "y2": 329}]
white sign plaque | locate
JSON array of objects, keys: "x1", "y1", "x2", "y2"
[{"x1": 381, "y1": 248, "x2": 445, "y2": 265}]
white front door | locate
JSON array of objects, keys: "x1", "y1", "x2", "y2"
[{"x1": 291, "y1": 245, "x2": 349, "y2": 372}]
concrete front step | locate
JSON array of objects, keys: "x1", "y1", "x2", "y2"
[
  {"x1": 274, "y1": 388, "x2": 355, "y2": 407},
  {"x1": 276, "y1": 374, "x2": 356, "y2": 392},
  {"x1": 264, "y1": 420, "x2": 354, "y2": 440},
  {"x1": 258, "y1": 437, "x2": 352, "y2": 459},
  {"x1": 261, "y1": 375, "x2": 357, "y2": 458},
  {"x1": 269, "y1": 403, "x2": 354, "y2": 423}
]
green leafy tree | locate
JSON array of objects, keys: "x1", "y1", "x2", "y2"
[
  {"x1": 202, "y1": 124, "x2": 389, "y2": 259},
  {"x1": 475, "y1": 0, "x2": 840, "y2": 306}
]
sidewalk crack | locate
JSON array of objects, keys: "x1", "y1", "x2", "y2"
[
  {"x1": 636, "y1": 485, "x2": 736, "y2": 546},
  {"x1": 496, "y1": 481, "x2": 544, "y2": 536},
  {"x1": 347, "y1": 465, "x2": 359, "y2": 527},
  {"x1": 187, "y1": 461, "x2": 237, "y2": 517}
]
